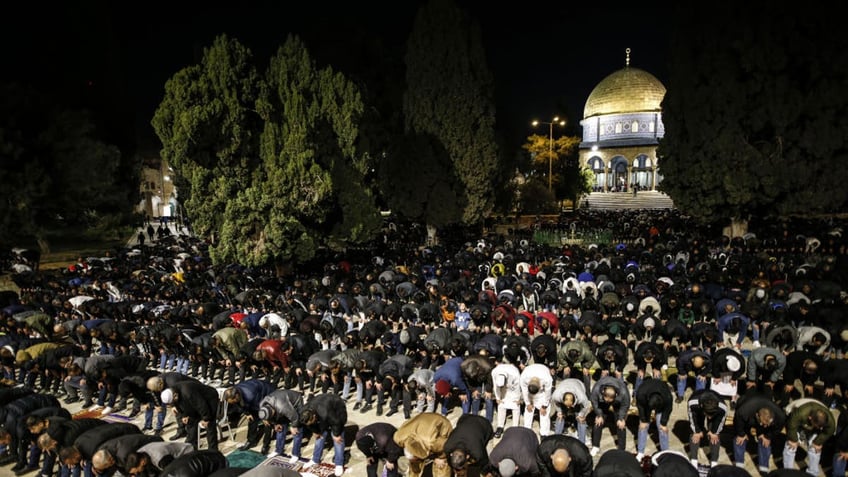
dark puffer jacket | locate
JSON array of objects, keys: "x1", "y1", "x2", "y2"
[{"x1": 160, "y1": 450, "x2": 228, "y2": 477}]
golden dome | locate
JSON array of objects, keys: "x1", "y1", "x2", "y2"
[{"x1": 583, "y1": 67, "x2": 666, "y2": 118}]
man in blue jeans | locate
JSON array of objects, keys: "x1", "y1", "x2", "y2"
[
  {"x1": 634, "y1": 378, "x2": 673, "y2": 461},
  {"x1": 291, "y1": 393, "x2": 347, "y2": 477},
  {"x1": 731, "y1": 393, "x2": 784, "y2": 472}
]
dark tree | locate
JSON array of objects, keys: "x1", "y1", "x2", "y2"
[
  {"x1": 658, "y1": 5, "x2": 848, "y2": 230},
  {"x1": 404, "y1": 0, "x2": 500, "y2": 226}
]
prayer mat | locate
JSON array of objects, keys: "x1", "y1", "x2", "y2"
[
  {"x1": 264, "y1": 455, "x2": 342, "y2": 477},
  {"x1": 226, "y1": 449, "x2": 266, "y2": 468}
]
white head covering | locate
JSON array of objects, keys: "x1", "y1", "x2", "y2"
[{"x1": 160, "y1": 388, "x2": 174, "y2": 404}]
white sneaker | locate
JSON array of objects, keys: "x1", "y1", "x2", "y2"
[
  {"x1": 636, "y1": 453, "x2": 644, "y2": 461},
  {"x1": 752, "y1": 340, "x2": 761, "y2": 349},
  {"x1": 89, "y1": 404, "x2": 102, "y2": 412},
  {"x1": 101, "y1": 407, "x2": 113, "y2": 415},
  {"x1": 334, "y1": 465, "x2": 344, "y2": 476},
  {"x1": 267, "y1": 451, "x2": 279, "y2": 459},
  {"x1": 590, "y1": 447, "x2": 600, "y2": 457},
  {"x1": 302, "y1": 460, "x2": 316, "y2": 468},
  {"x1": 690, "y1": 459, "x2": 699, "y2": 468},
  {"x1": 289, "y1": 455, "x2": 300, "y2": 464},
  {"x1": 710, "y1": 461, "x2": 718, "y2": 468},
  {"x1": 758, "y1": 466, "x2": 770, "y2": 473}
]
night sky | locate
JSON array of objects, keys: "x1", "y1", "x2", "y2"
[{"x1": 4, "y1": 1, "x2": 671, "y2": 155}]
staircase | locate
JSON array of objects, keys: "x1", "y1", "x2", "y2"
[{"x1": 581, "y1": 191, "x2": 675, "y2": 210}]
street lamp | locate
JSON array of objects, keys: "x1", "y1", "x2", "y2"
[{"x1": 532, "y1": 117, "x2": 566, "y2": 194}]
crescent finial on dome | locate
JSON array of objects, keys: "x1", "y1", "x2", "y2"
[{"x1": 626, "y1": 47, "x2": 631, "y2": 67}]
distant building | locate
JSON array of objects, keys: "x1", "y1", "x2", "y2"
[
  {"x1": 137, "y1": 157, "x2": 178, "y2": 219},
  {"x1": 579, "y1": 49, "x2": 666, "y2": 192}
]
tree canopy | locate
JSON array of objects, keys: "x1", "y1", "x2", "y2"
[
  {"x1": 402, "y1": 0, "x2": 499, "y2": 225},
  {"x1": 0, "y1": 83, "x2": 132, "y2": 252},
  {"x1": 153, "y1": 35, "x2": 380, "y2": 270},
  {"x1": 658, "y1": 5, "x2": 848, "y2": 224}
]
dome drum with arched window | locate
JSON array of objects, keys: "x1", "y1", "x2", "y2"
[{"x1": 578, "y1": 50, "x2": 666, "y2": 193}]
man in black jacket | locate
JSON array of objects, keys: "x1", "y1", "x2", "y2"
[
  {"x1": 297, "y1": 393, "x2": 347, "y2": 476},
  {"x1": 687, "y1": 389, "x2": 727, "y2": 467},
  {"x1": 9, "y1": 405, "x2": 71, "y2": 476},
  {"x1": 443, "y1": 414, "x2": 494, "y2": 476},
  {"x1": 161, "y1": 380, "x2": 220, "y2": 450},
  {"x1": 488, "y1": 426, "x2": 540, "y2": 477},
  {"x1": 91, "y1": 434, "x2": 163, "y2": 476},
  {"x1": 535, "y1": 434, "x2": 593, "y2": 477},
  {"x1": 355, "y1": 422, "x2": 403, "y2": 477},
  {"x1": 731, "y1": 392, "x2": 785, "y2": 472},
  {"x1": 57, "y1": 423, "x2": 141, "y2": 477},
  {"x1": 634, "y1": 378, "x2": 673, "y2": 460},
  {"x1": 38, "y1": 418, "x2": 107, "y2": 477}
]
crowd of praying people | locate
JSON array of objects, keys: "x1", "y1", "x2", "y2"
[{"x1": 0, "y1": 209, "x2": 846, "y2": 477}]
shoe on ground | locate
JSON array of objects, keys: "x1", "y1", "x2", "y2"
[
  {"x1": 64, "y1": 397, "x2": 80, "y2": 404},
  {"x1": 169, "y1": 432, "x2": 187, "y2": 441},
  {"x1": 153, "y1": 429, "x2": 163, "y2": 436},
  {"x1": 376, "y1": 406, "x2": 383, "y2": 416},
  {"x1": 385, "y1": 409, "x2": 397, "y2": 417},
  {"x1": 404, "y1": 413, "x2": 411, "y2": 419},
  {"x1": 675, "y1": 396, "x2": 684, "y2": 404},
  {"x1": 101, "y1": 407, "x2": 113, "y2": 415},
  {"x1": 636, "y1": 453, "x2": 644, "y2": 461},
  {"x1": 267, "y1": 451, "x2": 279, "y2": 459},
  {"x1": 302, "y1": 460, "x2": 316, "y2": 468},
  {"x1": 360, "y1": 404, "x2": 373, "y2": 414},
  {"x1": 11, "y1": 463, "x2": 25, "y2": 472},
  {"x1": 352, "y1": 402, "x2": 361, "y2": 411},
  {"x1": 590, "y1": 447, "x2": 599, "y2": 457},
  {"x1": 89, "y1": 404, "x2": 102, "y2": 412},
  {"x1": 758, "y1": 466, "x2": 770, "y2": 473},
  {"x1": 335, "y1": 465, "x2": 344, "y2": 476},
  {"x1": 710, "y1": 461, "x2": 718, "y2": 468},
  {"x1": 494, "y1": 428, "x2": 504, "y2": 439},
  {"x1": 289, "y1": 455, "x2": 300, "y2": 464},
  {"x1": 14, "y1": 465, "x2": 38, "y2": 476},
  {"x1": 238, "y1": 443, "x2": 256, "y2": 451},
  {"x1": 81, "y1": 401, "x2": 94, "y2": 408}
]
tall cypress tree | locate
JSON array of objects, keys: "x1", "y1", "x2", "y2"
[
  {"x1": 658, "y1": 5, "x2": 848, "y2": 229},
  {"x1": 152, "y1": 35, "x2": 261, "y2": 240},
  {"x1": 403, "y1": 0, "x2": 499, "y2": 225},
  {"x1": 213, "y1": 35, "x2": 380, "y2": 270}
]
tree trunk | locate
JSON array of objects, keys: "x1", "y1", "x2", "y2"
[
  {"x1": 426, "y1": 224, "x2": 438, "y2": 246},
  {"x1": 36, "y1": 236, "x2": 50, "y2": 255},
  {"x1": 722, "y1": 217, "x2": 749, "y2": 238}
]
